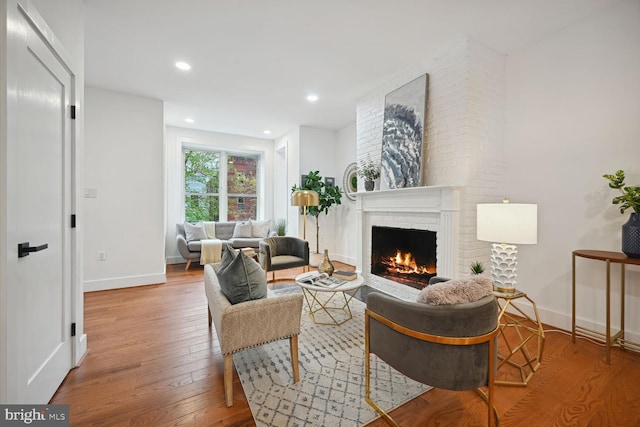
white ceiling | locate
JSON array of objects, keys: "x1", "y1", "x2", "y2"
[{"x1": 84, "y1": 0, "x2": 622, "y2": 140}]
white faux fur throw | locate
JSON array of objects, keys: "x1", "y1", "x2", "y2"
[{"x1": 416, "y1": 276, "x2": 493, "y2": 305}]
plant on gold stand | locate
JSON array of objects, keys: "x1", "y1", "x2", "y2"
[{"x1": 291, "y1": 171, "x2": 343, "y2": 256}]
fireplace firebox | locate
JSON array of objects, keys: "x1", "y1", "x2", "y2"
[{"x1": 371, "y1": 226, "x2": 437, "y2": 289}]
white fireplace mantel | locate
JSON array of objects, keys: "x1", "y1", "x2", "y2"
[{"x1": 356, "y1": 185, "x2": 461, "y2": 288}]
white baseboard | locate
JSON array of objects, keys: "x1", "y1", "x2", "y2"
[
  {"x1": 166, "y1": 255, "x2": 186, "y2": 265},
  {"x1": 330, "y1": 253, "x2": 356, "y2": 267},
  {"x1": 84, "y1": 273, "x2": 166, "y2": 292},
  {"x1": 527, "y1": 305, "x2": 640, "y2": 343},
  {"x1": 75, "y1": 333, "x2": 87, "y2": 367}
]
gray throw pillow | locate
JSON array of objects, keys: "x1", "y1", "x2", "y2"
[
  {"x1": 184, "y1": 222, "x2": 207, "y2": 241},
  {"x1": 232, "y1": 221, "x2": 253, "y2": 238},
  {"x1": 216, "y1": 249, "x2": 267, "y2": 305}
]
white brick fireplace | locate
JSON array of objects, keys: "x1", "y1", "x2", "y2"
[
  {"x1": 355, "y1": 36, "x2": 506, "y2": 299},
  {"x1": 357, "y1": 186, "x2": 460, "y2": 299}
]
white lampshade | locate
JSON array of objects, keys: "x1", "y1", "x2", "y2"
[{"x1": 477, "y1": 203, "x2": 538, "y2": 244}]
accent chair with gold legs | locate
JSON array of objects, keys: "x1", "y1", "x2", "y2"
[
  {"x1": 365, "y1": 291, "x2": 500, "y2": 427},
  {"x1": 204, "y1": 263, "x2": 303, "y2": 406},
  {"x1": 259, "y1": 236, "x2": 310, "y2": 282}
]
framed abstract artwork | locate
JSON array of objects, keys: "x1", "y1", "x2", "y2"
[{"x1": 380, "y1": 74, "x2": 429, "y2": 190}]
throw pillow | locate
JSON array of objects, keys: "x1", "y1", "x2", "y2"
[
  {"x1": 184, "y1": 222, "x2": 207, "y2": 241},
  {"x1": 416, "y1": 276, "x2": 493, "y2": 305},
  {"x1": 216, "y1": 249, "x2": 267, "y2": 305},
  {"x1": 232, "y1": 221, "x2": 253, "y2": 238},
  {"x1": 251, "y1": 219, "x2": 271, "y2": 238},
  {"x1": 220, "y1": 243, "x2": 237, "y2": 265}
]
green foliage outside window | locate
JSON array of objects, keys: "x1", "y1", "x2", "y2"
[{"x1": 184, "y1": 150, "x2": 220, "y2": 222}]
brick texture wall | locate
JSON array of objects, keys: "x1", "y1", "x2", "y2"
[{"x1": 357, "y1": 36, "x2": 505, "y2": 281}]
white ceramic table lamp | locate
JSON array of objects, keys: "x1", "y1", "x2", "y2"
[{"x1": 477, "y1": 199, "x2": 538, "y2": 293}]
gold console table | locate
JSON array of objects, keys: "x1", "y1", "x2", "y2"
[{"x1": 572, "y1": 249, "x2": 640, "y2": 363}]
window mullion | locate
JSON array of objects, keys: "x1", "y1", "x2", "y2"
[{"x1": 219, "y1": 151, "x2": 228, "y2": 222}]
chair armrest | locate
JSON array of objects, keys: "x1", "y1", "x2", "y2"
[
  {"x1": 176, "y1": 233, "x2": 191, "y2": 258},
  {"x1": 258, "y1": 240, "x2": 272, "y2": 271},
  {"x1": 217, "y1": 293, "x2": 303, "y2": 355},
  {"x1": 292, "y1": 239, "x2": 310, "y2": 263}
]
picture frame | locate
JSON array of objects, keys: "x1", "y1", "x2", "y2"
[
  {"x1": 301, "y1": 174, "x2": 309, "y2": 187},
  {"x1": 380, "y1": 73, "x2": 429, "y2": 190}
]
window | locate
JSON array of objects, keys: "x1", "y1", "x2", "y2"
[
  {"x1": 227, "y1": 155, "x2": 257, "y2": 221},
  {"x1": 184, "y1": 149, "x2": 220, "y2": 222},
  {"x1": 183, "y1": 148, "x2": 259, "y2": 222}
]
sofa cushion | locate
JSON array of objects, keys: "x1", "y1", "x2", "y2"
[
  {"x1": 216, "y1": 248, "x2": 267, "y2": 305},
  {"x1": 250, "y1": 219, "x2": 272, "y2": 238},
  {"x1": 232, "y1": 221, "x2": 253, "y2": 238},
  {"x1": 416, "y1": 276, "x2": 493, "y2": 305},
  {"x1": 229, "y1": 237, "x2": 263, "y2": 249},
  {"x1": 184, "y1": 222, "x2": 207, "y2": 241},
  {"x1": 214, "y1": 222, "x2": 236, "y2": 240}
]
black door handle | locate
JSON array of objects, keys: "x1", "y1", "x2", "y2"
[{"x1": 18, "y1": 242, "x2": 49, "y2": 258}]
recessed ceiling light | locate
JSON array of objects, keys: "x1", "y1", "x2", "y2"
[
  {"x1": 306, "y1": 94, "x2": 319, "y2": 102},
  {"x1": 184, "y1": 118, "x2": 194, "y2": 123},
  {"x1": 175, "y1": 61, "x2": 191, "y2": 71},
  {"x1": 263, "y1": 130, "x2": 272, "y2": 135}
]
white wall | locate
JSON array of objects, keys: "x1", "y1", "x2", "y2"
[
  {"x1": 165, "y1": 126, "x2": 275, "y2": 264},
  {"x1": 84, "y1": 87, "x2": 166, "y2": 291},
  {"x1": 334, "y1": 123, "x2": 357, "y2": 265},
  {"x1": 299, "y1": 126, "x2": 342, "y2": 255},
  {"x1": 504, "y1": 0, "x2": 640, "y2": 336},
  {"x1": 275, "y1": 127, "x2": 301, "y2": 238}
]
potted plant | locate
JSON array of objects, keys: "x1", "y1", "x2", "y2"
[
  {"x1": 603, "y1": 169, "x2": 640, "y2": 258},
  {"x1": 358, "y1": 157, "x2": 380, "y2": 191},
  {"x1": 470, "y1": 261, "x2": 484, "y2": 275},
  {"x1": 275, "y1": 218, "x2": 287, "y2": 236},
  {"x1": 291, "y1": 171, "x2": 343, "y2": 256}
]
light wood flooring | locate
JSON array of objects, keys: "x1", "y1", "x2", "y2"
[{"x1": 50, "y1": 262, "x2": 640, "y2": 426}]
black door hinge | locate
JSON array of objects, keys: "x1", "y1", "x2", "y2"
[
  {"x1": 70, "y1": 105, "x2": 76, "y2": 120},
  {"x1": 71, "y1": 322, "x2": 76, "y2": 337},
  {"x1": 71, "y1": 214, "x2": 76, "y2": 228}
]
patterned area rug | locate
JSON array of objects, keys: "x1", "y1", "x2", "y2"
[{"x1": 233, "y1": 287, "x2": 431, "y2": 426}]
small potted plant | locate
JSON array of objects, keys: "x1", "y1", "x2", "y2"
[
  {"x1": 358, "y1": 157, "x2": 381, "y2": 191},
  {"x1": 470, "y1": 261, "x2": 484, "y2": 275},
  {"x1": 275, "y1": 218, "x2": 287, "y2": 236},
  {"x1": 603, "y1": 170, "x2": 640, "y2": 258}
]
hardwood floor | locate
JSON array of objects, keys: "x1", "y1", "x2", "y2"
[{"x1": 51, "y1": 263, "x2": 640, "y2": 426}]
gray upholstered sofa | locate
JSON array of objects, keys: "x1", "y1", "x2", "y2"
[
  {"x1": 176, "y1": 221, "x2": 276, "y2": 269},
  {"x1": 204, "y1": 262, "x2": 303, "y2": 406}
]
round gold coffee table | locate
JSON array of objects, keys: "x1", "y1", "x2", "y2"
[{"x1": 295, "y1": 272, "x2": 365, "y2": 326}]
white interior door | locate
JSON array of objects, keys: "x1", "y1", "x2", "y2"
[{"x1": 5, "y1": 4, "x2": 73, "y2": 403}]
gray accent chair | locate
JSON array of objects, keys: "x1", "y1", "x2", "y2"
[
  {"x1": 204, "y1": 263, "x2": 304, "y2": 407},
  {"x1": 259, "y1": 236, "x2": 310, "y2": 282},
  {"x1": 365, "y1": 277, "x2": 500, "y2": 426}
]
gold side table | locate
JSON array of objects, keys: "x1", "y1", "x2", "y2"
[{"x1": 493, "y1": 289, "x2": 545, "y2": 386}]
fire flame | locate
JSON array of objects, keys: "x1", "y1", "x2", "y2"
[{"x1": 381, "y1": 250, "x2": 432, "y2": 275}]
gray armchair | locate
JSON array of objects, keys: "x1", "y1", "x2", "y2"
[
  {"x1": 365, "y1": 280, "x2": 500, "y2": 426},
  {"x1": 259, "y1": 236, "x2": 310, "y2": 281}
]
